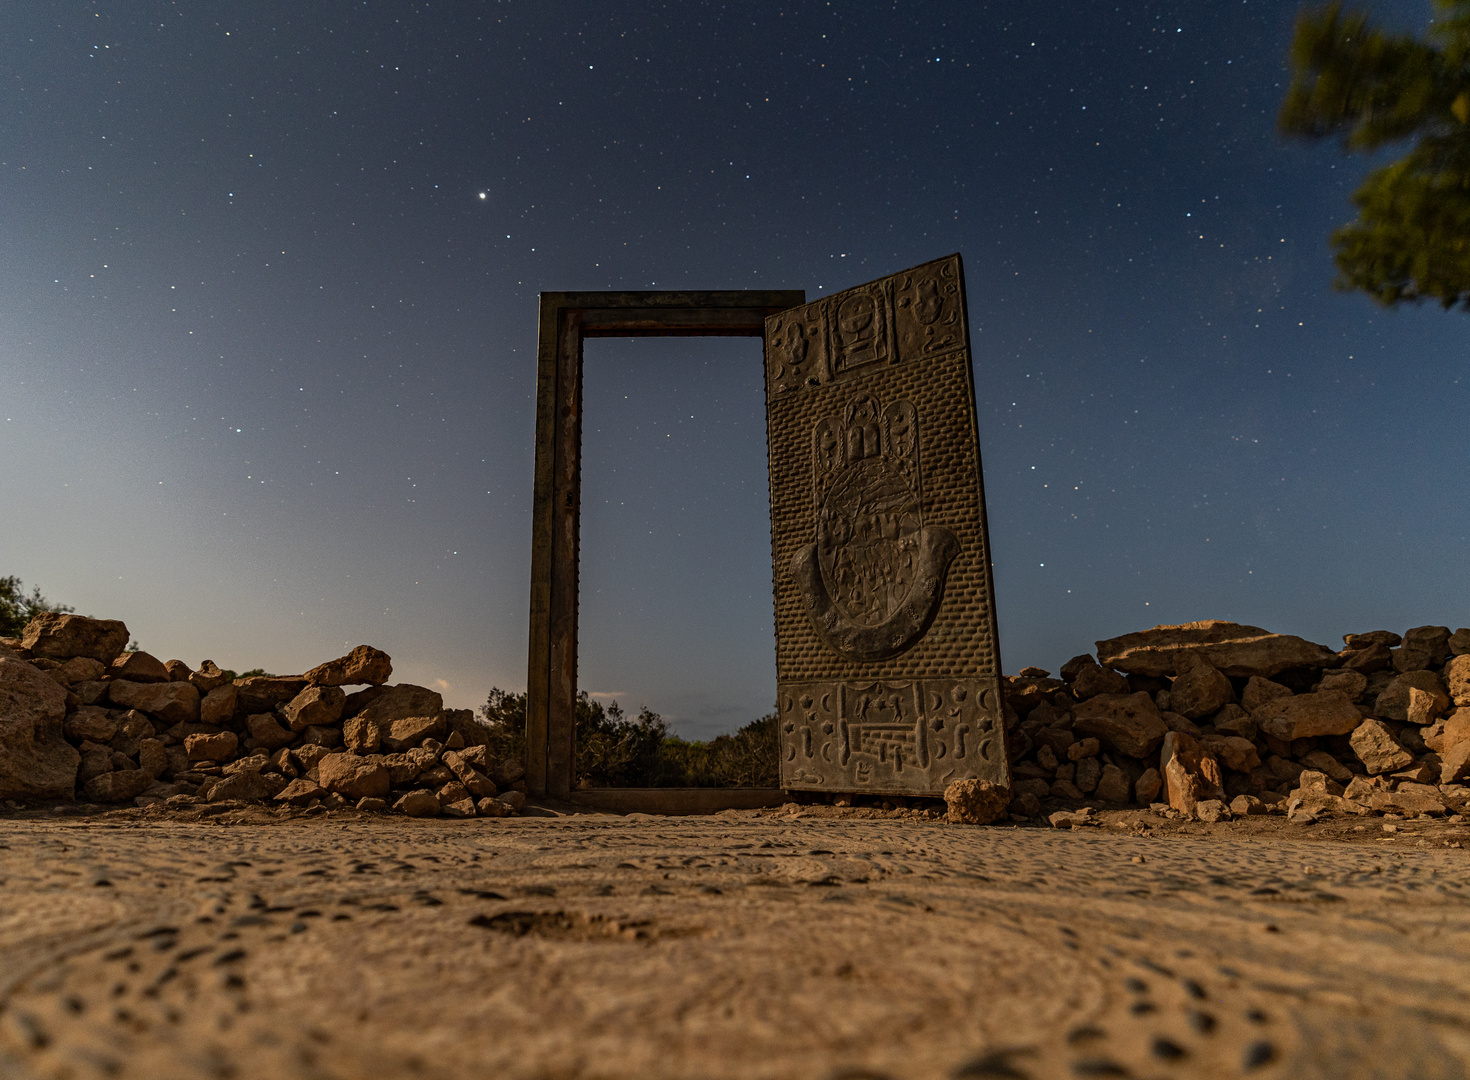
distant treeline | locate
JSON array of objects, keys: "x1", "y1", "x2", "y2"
[{"x1": 478, "y1": 688, "x2": 778, "y2": 788}]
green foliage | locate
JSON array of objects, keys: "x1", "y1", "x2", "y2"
[
  {"x1": 0, "y1": 576, "x2": 74, "y2": 639},
  {"x1": 478, "y1": 687, "x2": 779, "y2": 788},
  {"x1": 1281, "y1": 1, "x2": 1470, "y2": 308}
]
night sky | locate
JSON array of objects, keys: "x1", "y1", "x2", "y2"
[{"x1": 4, "y1": 1, "x2": 1465, "y2": 739}]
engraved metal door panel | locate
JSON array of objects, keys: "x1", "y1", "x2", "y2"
[{"x1": 764, "y1": 255, "x2": 1008, "y2": 796}]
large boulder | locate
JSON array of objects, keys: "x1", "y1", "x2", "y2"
[
  {"x1": 282, "y1": 685, "x2": 346, "y2": 731},
  {"x1": 0, "y1": 656, "x2": 81, "y2": 799},
  {"x1": 108, "y1": 680, "x2": 201, "y2": 725},
  {"x1": 303, "y1": 645, "x2": 392, "y2": 687},
  {"x1": 1072, "y1": 692, "x2": 1167, "y2": 758},
  {"x1": 354, "y1": 683, "x2": 446, "y2": 749},
  {"x1": 20, "y1": 614, "x2": 129, "y2": 664},
  {"x1": 318, "y1": 753, "x2": 390, "y2": 800},
  {"x1": 1349, "y1": 719, "x2": 1414, "y2": 776},
  {"x1": 107, "y1": 651, "x2": 169, "y2": 684},
  {"x1": 1159, "y1": 731, "x2": 1226, "y2": 817},
  {"x1": 1251, "y1": 690, "x2": 1362, "y2": 741},
  {"x1": 1096, "y1": 620, "x2": 1338, "y2": 678},
  {"x1": 1168, "y1": 654, "x2": 1234, "y2": 719}
]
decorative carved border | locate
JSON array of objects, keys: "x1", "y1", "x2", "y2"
[{"x1": 526, "y1": 290, "x2": 805, "y2": 799}]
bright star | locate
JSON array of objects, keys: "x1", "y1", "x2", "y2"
[{"x1": 478, "y1": 192, "x2": 487, "y2": 200}]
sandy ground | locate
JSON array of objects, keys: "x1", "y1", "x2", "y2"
[{"x1": 1, "y1": 802, "x2": 1468, "y2": 1080}]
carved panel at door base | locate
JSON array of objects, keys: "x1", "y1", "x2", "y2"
[{"x1": 779, "y1": 679, "x2": 1005, "y2": 794}]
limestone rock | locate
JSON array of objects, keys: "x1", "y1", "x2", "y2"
[
  {"x1": 380, "y1": 714, "x2": 446, "y2": 752},
  {"x1": 246, "y1": 712, "x2": 294, "y2": 751},
  {"x1": 300, "y1": 723, "x2": 343, "y2": 748},
  {"x1": 1072, "y1": 692, "x2": 1167, "y2": 758},
  {"x1": 355, "y1": 683, "x2": 444, "y2": 724},
  {"x1": 1406, "y1": 687, "x2": 1445, "y2": 726},
  {"x1": 1048, "y1": 808, "x2": 1095, "y2": 829},
  {"x1": 1169, "y1": 655, "x2": 1234, "y2": 719},
  {"x1": 108, "y1": 651, "x2": 169, "y2": 684},
  {"x1": 477, "y1": 796, "x2": 512, "y2": 817},
  {"x1": 1440, "y1": 740, "x2": 1470, "y2": 784},
  {"x1": 1160, "y1": 731, "x2": 1226, "y2": 817},
  {"x1": 1376, "y1": 671, "x2": 1450, "y2": 722},
  {"x1": 496, "y1": 790, "x2": 526, "y2": 813},
  {"x1": 1345, "y1": 631, "x2": 1401, "y2": 649},
  {"x1": 1403, "y1": 625, "x2": 1452, "y2": 663},
  {"x1": 303, "y1": 645, "x2": 393, "y2": 687},
  {"x1": 437, "y1": 780, "x2": 471, "y2": 807},
  {"x1": 342, "y1": 715, "x2": 381, "y2": 754},
  {"x1": 1066, "y1": 737, "x2": 1100, "y2": 761},
  {"x1": 53, "y1": 657, "x2": 106, "y2": 685},
  {"x1": 1445, "y1": 655, "x2": 1470, "y2": 708},
  {"x1": 490, "y1": 758, "x2": 526, "y2": 788},
  {"x1": 77, "y1": 745, "x2": 112, "y2": 784},
  {"x1": 944, "y1": 778, "x2": 1010, "y2": 824},
  {"x1": 443, "y1": 750, "x2": 498, "y2": 799},
  {"x1": 108, "y1": 680, "x2": 201, "y2": 725},
  {"x1": 1241, "y1": 676, "x2": 1293, "y2": 713},
  {"x1": 395, "y1": 790, "x2": 441, "y2": 817},
  {"x1": 235, "y1": 676, "x2": 309, "y2": 714},
  {"x1": 188, "y1": 661, "x2": 231, "y2": 693},
  {"x1": 356, "y1": 797, "x2": 389, "y2": 812},
  {"x1": 1339, "y1": 643, "x2": 1393, "y2": 674},
  {"x1": 1095, "y1": 763, "x2": 1131, "y2": 803},
  {"x1": 282, "y1": 685, "x2": 346, "y2": 731},
  {"x1": 1161, "y1": 711, "x2": 1202, "y2": 735},
  {"x1": 1070, "y1": 661, "x2": 1129, "y2": 700},
  {"x1": 294, "y1": 744, "x2": 332, "y2": 771},
  {"x1": 1199, "y1": 734, "x2": 1259, "y2": 773},
  {"x1": 207, "y1": 771, "x2": 279, "y2": 803},
  {"x1": 317, "y1": 753, "x2": 390, "y2": 800},
  {"x1": 1252, "y1": 690, "x2": 1361, "y2": 741},
  {"x1": 1368, "y1": 782, "x2": 1447, "y2": 816},
  {"x1": 20, "y1": 614, "x2": 129, "y2": 663},
  {"x1": 1195, "y1": 799, "x2": 1228, "y2": 823},
  {"x1": 63, "y1": 706, "x2": 116, "y2": 744},
  {"x1": 1095, "y1": 620, "x2": 1337, "y2": 679},
  {"x1": 1317, "y1": 669, "x2": 1369, "y2": 700},
  {"x1": 109, "y1": 711, "x2": 156, "y2": 755},
  {"x1": 273, "y1": 778, "x2": 323, "y2": 806},
  {"x1": 1050, "y1": 778, "x2": 1084, "y2": 800},
  {"x1": 82, "y1": 768, "x2": 151, "y2": 803},
  {"x1": 186, "y1": 731, "x2": 238, "y2": 762},
  {"x1": 1135, "y1": 767, "x2": 1163, "y2": 804},
  {"x1": 1074, "y1": 756, "x2": 1102, "y2": 793},
  {"x1": 1230, "y1": 794, "x2": 1267, "y2": 816},
  {"x1": 1349, "y1": 719, "x2": 1414, "y2": 775},
  {"x1": 138, "y1": 738, "x2": 168, "y2": 779},
  {"x1": 0, "y1": 657, "x2": 81, "y2": 800},
  {"x1": 445, "y1": 709, "x2": 491, "y2": 749},
  {"x1": 1450, "y1": 628, "x2": 1470, "y2": 657},
  {"x1": 1299, "y1": 749, "x2": 1354, "y2": 783},
  {"x1": 1211, "y1": 705, "x2": 1256, "y2": 739},
  {"x1": 442, "y1": 797, "x2": 478, "y2": 818},
  {"x1": 70, "y1": 680, "x2": 109, "y2": 706},
  {"x1": 199, "y1": 683, "x2": 238, "y2": 726}
]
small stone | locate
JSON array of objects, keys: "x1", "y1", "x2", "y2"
[
  {"x1": 1230, "y1": 794, "x2": 1267, "y2": 816},
  {"x1": 1340, "y1": 642, "x2": 1394, "y2": 673},
  {"x1": 355, "y1": 797, "x2": 389, "y2": 812},
  {"x1": 274, "y1": 778, "x2": 324, "y2": 807},
  {"x1": 1240, "y1": 676, "x2": 1293, "y2": 713},
  {"x1": 82, "y1": 769, "x2": 151, "y2": 803},
  {"x1": 138, "y1": 738, "x2": 168, "y2": 779},
  {"x1": 53, "y1": 656, "x2": 106, "y2": 685},
  {"x1": 1406, "y1": 687, "x2": 1446, "y2": 727},
  {"x1": 437, "y1": 780, "x2": 471, "y2": 807},
  {"x1": 1095, "y1": 764, "x2": 1132, "y2": 803},
  {"x1": 1349, "y1": 719, "x2": 1414, "y2": 775},
  {"x1": 303, "y1": 645, "x2": 393, "y2": 687},
  {"x1": 1345, "y1": 630, "x2": 1402, "y2": 649},
  {"x1": 1074, "y1": 756, "x2": 1102, "y2": 793},
  {"x1": 185, "y1": 731, "x2": 238, "y2": 762},
  {"x1": 1390, "y1": 762, "x2": 1436, "y2": 784},
  {"x1": 63, "y1": 706, "x2": 117, "y2": 744},
  {"x1": 496, "y1": 789, "x2": 526, "y2": 813},
  {"x1": 1195, "y1": 799, "x2": 1228, "y2": 823},
  {"x1": 1450, "y1": 629, "x2": 1470, "y2": 657},
  {"x1": 476, "y1": 796, "x2": 512, "y2": 817},
  {"x1": 1050, "y1": 778, "x2": 1084, "y2": 800},
  {"x1": 1376, "y1": 671, "x2": 1450, "y2": 723},
  {"x1": 1048, "y1": 808, "x2": 1094, "y2": 829},
  {"x1": 199, "y1": 683, "x2": 238, "y2": 726},
  {"x1": 1169, "y1": 654, "x2": 1234, "y2": 719},
  {"x1": 442, "y1": 797, "x2": 477, "y2": 818},
  {"x1": 1135, "y1": 768, "x2": 1163, "y2": 804},
  {"x1": 1211, "y1": 705, "x2": 1256, "y2": 739},
  {"x1": 1066, "y1": 737, "x2": 1100, "y2": 761},
  {"x1": 1317, "y1": 669, "x2": 1369, "y2": 700},
  {"x1": 394, "y1": 790, "x2": 441, "y2": 817},
  {"x1": 282, "y1": 685, "x2": 346, "y2": 731},
  {"x1": 164, "y1": 659, "x2": 193, "y2": 682},
  {"x1": 1073, "y1": 692, "x2": 1168, "y2": 758},
  {"x1": 1199, "y1": 734, "x2": 1259, "y2": 773},
  {"x1": 1036, "y1": 744, "x2": 1059, "y2": 771},
  {"x1": 1071, "y1": 662, "x2": 1130, "y2": 700},
  {"x1": 206, "y1": 771, "x2": 279, "y2": 803},
  {"x1": 188, "y1": 661, "x2": 231, "y2": 693},
  {"x1": 108, "y1": 651, "x2": 170, "y2": 684},
  {"x1": 342, "y1": 715, "x2": 381, "y2": 754},
  {"x1": 246, "y1": 712, "x2": 294, "y2": 751},
  {"x1": 490, "y1": 758, "x2": 527, "y2": 787},
  {"x1": 300, "y1": 724, "x2": 343, "y2": 748},
  {"x1": 380, "y1": 714, "x2": 447, "y2": 752},
  {"x1": 1298, "y1": 749, "x2": 1354, "y2": 782}
]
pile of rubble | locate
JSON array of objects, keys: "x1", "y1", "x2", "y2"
[
  {"x1": 0, "y1": 613, "x2": 526, "y2": 817},
  {"x1": 1001, "y1": 620, "x2": 1470, "y2": 824}
]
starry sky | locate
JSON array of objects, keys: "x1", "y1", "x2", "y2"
[{"x1": 3, "y1": 0, "x2": 1465, "y2": 740}]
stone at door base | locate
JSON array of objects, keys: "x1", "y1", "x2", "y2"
[{"x1": 944, "y1": 778, "x2": 1010, "y2": 825}]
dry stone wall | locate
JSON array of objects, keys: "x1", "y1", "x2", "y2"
[
  {"x1": 1001, "y1": 619, "x2": 1470, "y2": 825},
  {"x1": 0, "y1": 614, "x2": 527, "y2": 817}
]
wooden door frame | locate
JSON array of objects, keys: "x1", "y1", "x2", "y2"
[{"x1": 526, "y1": 289, "x2": 805, "y2": 801}]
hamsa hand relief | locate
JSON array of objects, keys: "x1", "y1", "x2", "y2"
[{"x1": 763, "y1": 255, "x2": 1008, "y2": 796}]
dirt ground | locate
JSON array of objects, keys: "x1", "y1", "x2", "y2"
[{"x1": 1, "y1": 801, "x2": 1468, "y2": 1080}]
